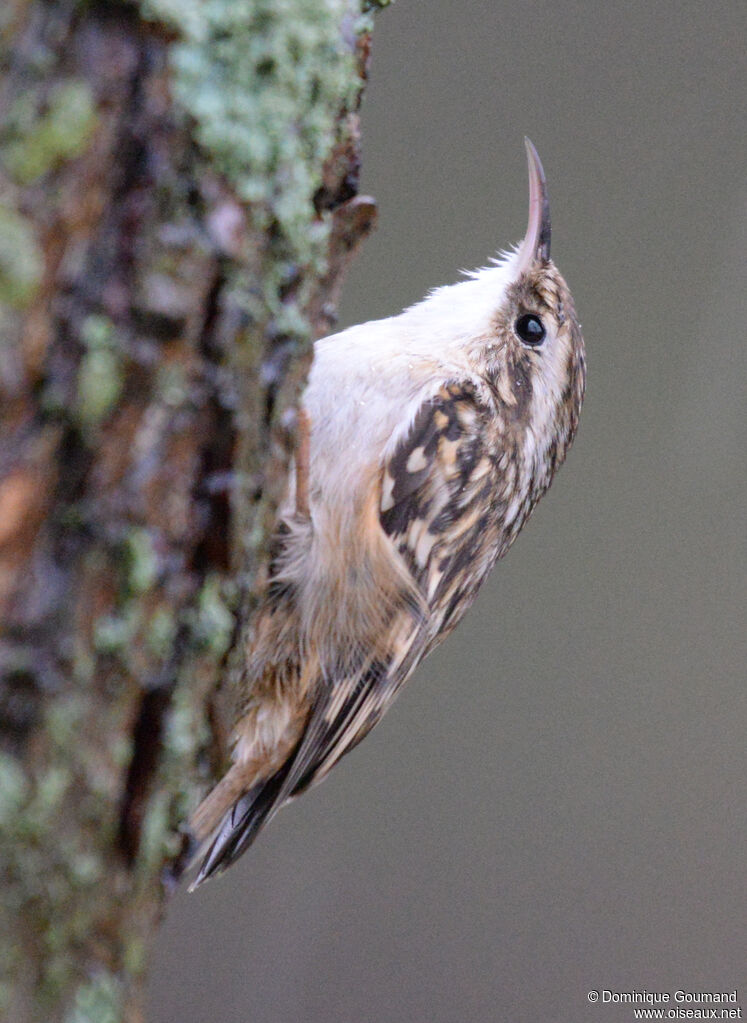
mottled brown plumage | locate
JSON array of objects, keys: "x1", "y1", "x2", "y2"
[{"x1": 188, "y1": 141, "x2": 586, "y2": 887}]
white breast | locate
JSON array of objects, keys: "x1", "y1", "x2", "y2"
[{"x1": 302, "y1": 254, "x2": 519, "y2": 503}]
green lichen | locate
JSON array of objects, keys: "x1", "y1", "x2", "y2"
[
  {"x1": 125, "y1": 528, "x2": 160, "y2": 595},
  {"x1": 146, "y1": 605, "x2": 178, "y2": 658},
  {"x1": 156, "y1": 361, "x2": 189, "y2": 407},
  {"x1": 77, "y1": 348, "x2": 123, "y2": 425},
  {"x1": 0, "y1": 203, "x2": 43, "y2": 308},
  {"x1": 46, "y1": 693, "x2": 88, "y2": 749},
  {"x1": 122, "y1": 937, "x2": 147, "y2": 980},
  {"x1": 134, "y1": 671, "x2": 210, "y2": 881},
  {"x1": 165, "y1": 674, "x2": 210, "y2": 760},
  {"x1": 80, "y1": 313, "x2": 116, "y2": 350},
  {"x1": 93, "y1": 608, "x2": 138, "y2": 656},
  {"x1": 1, "y1": 687, "x2": 125, "y2": 1009},
  {"x1": 140, "y1": 0, "x2": 364, "y2": 332},
  {"x1": 1, "y1": 78, "x2": 98, "y2": 185},
  {"x1": 76, "y1": 315, "x2": 124, "y2": 428},
  {"x1": 64, "y1": 972, "x2": 122, "y2": 1023},
  {"x1": 138, "y1": 788, "x2": 181, "y2": 874},
  {"x1": 193, "y1": 573, "x2": 236, "y2": 657},
  {"x1": 0, "y1": 752, "x2": 29, "y2": 825},
  {"x1": 141, "y1": 0, "x2": 358, "y2": 225},
  {"x1": 68, "y1": 850, "x2": 103, "y2": 886}
]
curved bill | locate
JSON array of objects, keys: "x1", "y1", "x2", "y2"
[{"x1": 516, "y1": 137, "x2": 551, "y2": 271}]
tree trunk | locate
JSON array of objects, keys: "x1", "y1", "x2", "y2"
[{"x1": 0, "y1": 1, "x2": 383, "y2": 1018}]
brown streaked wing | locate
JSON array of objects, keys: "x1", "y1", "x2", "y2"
[
  {"x1": 380, "y1": 381, "x2": 499, "y2": 641},
  {"x1": 255, "y1": 383, "x2": 498, "y2": 809}
]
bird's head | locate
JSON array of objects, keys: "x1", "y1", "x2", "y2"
[
  {"x1": 476, "y1": 139, "x2": 587, "y2": 492},
  {"x1": 412, "y1": 141, "x2": 585, "y2": 481}
]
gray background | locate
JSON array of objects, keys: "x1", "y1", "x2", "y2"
[{"x1": 149, "y1": 2, "x2": 746, "y2": 1020}]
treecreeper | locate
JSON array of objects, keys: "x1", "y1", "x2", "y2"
[{"x1": 187, "y1": 139, "x2": 586, "y2": 887}]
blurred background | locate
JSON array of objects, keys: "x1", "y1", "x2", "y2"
[{"x1": 149, "y1": 2, "x2": 746, "y2": 1020}]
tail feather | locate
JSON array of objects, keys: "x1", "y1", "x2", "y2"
[{"x1": 189, "y1": 762, "x2": 291, "y2": 890}]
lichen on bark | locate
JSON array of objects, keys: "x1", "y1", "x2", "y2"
[
  {"x1": 147, "y1": 0, "x2": 361, "y2": 300},
  {"x1": 0, "y1": 0, "x2": 380, "y2": 1019}
]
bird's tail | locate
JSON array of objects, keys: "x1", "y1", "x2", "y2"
[{"x1": 187, "y1": 760, "x2": 292, "y2": 890}]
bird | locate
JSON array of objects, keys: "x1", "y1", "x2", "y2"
[{"x1": 187, "y1": 139, "x2": 586, "y2": 888}]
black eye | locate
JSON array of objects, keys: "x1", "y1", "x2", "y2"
[{"x1": 514, "y1": 313, "x2": 546, "y2": 347}]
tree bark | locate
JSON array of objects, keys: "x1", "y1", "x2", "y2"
[{"x1": 0, "y1": 1, "x2": 383, "y2": 1018}]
